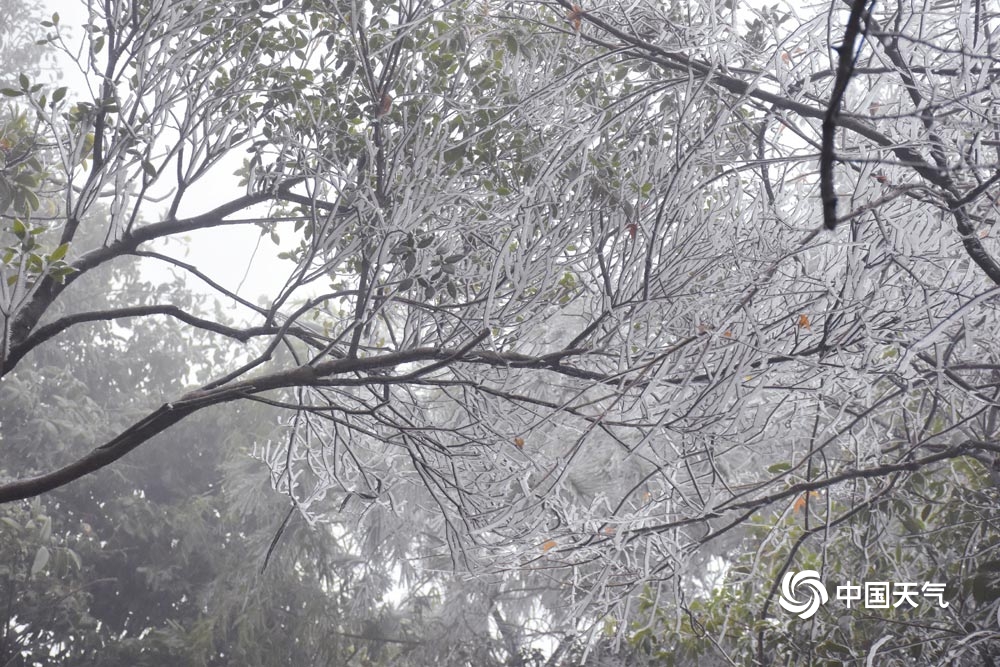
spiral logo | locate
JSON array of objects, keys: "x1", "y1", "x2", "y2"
[{"x1": 778, "y1": 570, "x2": 829, "y2": 619}]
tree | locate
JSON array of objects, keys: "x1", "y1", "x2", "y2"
[
  {"x1": 0, "y1": 7, "x2": 555, "y2": 662},
  {"x1": 3, "y1": 0, "x2": 1000, "y2": 660},
  {"x1": 0, "y1": 217, "x2": 550, "y2": 665},
  {"x1": 624, "y1": 462, "x2": 1000, "y2": 666},
  {"x1": 0, "y1": 0, "x2": 51, "y2": 80}
]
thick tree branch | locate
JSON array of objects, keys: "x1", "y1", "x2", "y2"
[
  {"x1": 8, "y1": 183, "x2": 316, "y2": 349},
  {"x1": 3, "y1": 305, "x2": 330, "y2": 375},
  {"x1": 821, "y1": 0, "x2": 870, "y2": 230},
  {"x1": 0, "y1": 334, "x2": 608, "y2": 504}
]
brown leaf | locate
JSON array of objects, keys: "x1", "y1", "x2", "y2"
[
  {"x1": 567, "y1": 4, "x2": 583, "y2": 32},
  {"x1": 793, "y1": 491, "x2": 820, "y2": 513}
]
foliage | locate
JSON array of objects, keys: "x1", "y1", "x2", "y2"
[
  {"x1": 630, "y1": 457, "x2": 1000, "y2": 665},
  {"x1": 0, "y1": 0, "x2": 51, "y2": 82},
  {"x1": 0, "y1": 245, "x2": 544, "y2": 665},
  {"x1": 2, "y1": 0, "x2": 1000, "y2": 661}
]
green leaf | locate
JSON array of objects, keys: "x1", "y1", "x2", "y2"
[
  {"x1": 19, "y1": 73, "x2": 29, "y2": 90},
  {"x1": 12, "y1": 218, "x2": 27, "y2": 239},
  {"x1": 0, "y1": 88, "x2": 22, "y2": 97},
  {"x1": 767, "y1": 462, "x2": 791, "y2": 473},
  {"x1": 141, "y1": 159, "x2": 157, "y2": 178},
  {"x1": 50, "y1": 266, "x2": 76, "y2": 282},
  {"x1": 49, "y1": 243, "x2": 69, "y2": 262},
  {"x1": 31, "y1": 546, "x2": 50, "y2": 575},
  {"x1": 972, "y1": 573, "x2": 1000, "y2": 604},
  {"x1": 52, "y1": 87, "x2": 67, "y2": 104},
  {"x1": 14, "y1": 173, "x2": 39, "y2": 187}
]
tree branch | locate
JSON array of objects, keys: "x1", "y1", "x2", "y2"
[
  {"x1": 623, "y1": 442, "x2": 972, "y2": 540},
  {"x1": 3, "y1": 305, "x2": 330, "y2": 375},
  {"x1": 563, "y1": 1, "x2": 1000, "y2": 286},
  {"x1": 0, "y1": 337, "x2": 614, "y2": 503},
  {"x1": 9, "y1": 185, "x2": 302, "y2": 349},
  {"x1": 822, "y1": 0, "x2": 871, "y2": 230}
]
